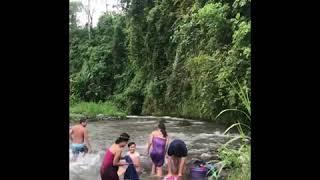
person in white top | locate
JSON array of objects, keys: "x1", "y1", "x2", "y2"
[{"x1": 126, "y1": 142, "x2": 141, "y2": 174}]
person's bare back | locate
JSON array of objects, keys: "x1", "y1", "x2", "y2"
[
  {"x1": 70, "y1": 119, "x2": 92, "y2": 156},
  {"x1": 71, "y1": 124, "x2": 85, "y2": 144},
  {"x1": 151, "y1": 129, "x2": 167, "y2": 139}
]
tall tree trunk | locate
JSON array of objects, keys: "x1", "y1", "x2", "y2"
[{"x1": 84, "y1": 0, "x2": 93, "y2": 40}]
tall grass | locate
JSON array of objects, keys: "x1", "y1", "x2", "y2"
[
  {"x1": 70, "y1": 101, "x2": 127, "y2": 120},
  {"x1": 209, "y1": 80, "x2": 251, "y2": 180}
]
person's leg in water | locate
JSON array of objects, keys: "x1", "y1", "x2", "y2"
[
  {"x1": 166, "y1": 156, "x2": 179, "y2": 177},
  {"x1": 82, "y1": 145, "x2": 88, "y2": 157},
  {"x1": 156, "y1": 166, "x2": 163, "y2": 177},
  {"x1": 71, "y1": 144, "x2": 88, "y2": 161},
  {"x1": 71, "y1": 153, "x2": 78, "y2": 161},
  {"x1": 171, "y1": 156, "x2": 180, "y2": 176},
  {"x1": 165, "y1": 156, "x2": 186, "y2": 179},
  {"x1": 151, "y1": 164, "x2": 156, "y2": 176},
  {"x1": 71, "y1": 145, "x2": 80, "y2": 161},
  {"x1": 166, "y1": 156, "x2": 173, "y2": 177},
  {"x1": 150, "y1": 159, "x2": 163, "y2": 177},
  {"x1": 178, "y1": 157, "x2": 186, "y2": 177}
]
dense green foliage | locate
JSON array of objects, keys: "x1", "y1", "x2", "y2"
[
  {"x1": 215, "y1": 144, "x2": 250, "y2": 180},
  {"x1": 209, "y1": 81, "x2": 251, "y2": 179},
  {"x1": 70, "y1": 101, "x2": 126, "y2": 120},
  {"x1": 69, "y1": 0, "x2": 251, "y2": 124}
]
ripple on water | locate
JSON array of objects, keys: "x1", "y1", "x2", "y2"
[
  {"x1": 191, "y1": 121, "x2": 205, "y2": 125},
  {"x1": 131, "y1": 120, "x2": 157, "y2": 124}
]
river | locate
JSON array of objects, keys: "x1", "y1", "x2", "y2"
[{"x1": 69, "y1": 117, "x2": 236, "y2": 180}]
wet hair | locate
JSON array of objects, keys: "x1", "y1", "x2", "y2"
[
  {"x1": 168, "y1": 139, "x2": 188, "y2": 157},
  {"x1": 115, "y1": 133, "x2": 130, "y2": 144},
  {"x1": 159, "y1": 119, "x2": 166, "y2": 124},
  {"x1": 158, "y1": 121, "x2": 168, "y2": 137},
  {"x1": 128, "y1": 142, "x2": 136, "y2": 147},
  {"x1": 79, "y1": 118, "x2": 87, "y2": 124}
]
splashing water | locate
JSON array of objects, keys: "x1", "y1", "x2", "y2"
[
  {"x1": 69, "y1": 117, "x2": 233, "y2": 180},
  {"x1": 70, "y1": 149, "x2": 104, "y2": 180}
]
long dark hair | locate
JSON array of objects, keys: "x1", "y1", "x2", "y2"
[
  {"x1": 158, "y1": 122, "x2": 167, "y2": 137},
  {"x1": 115, "y1": 133, "x2": 130, "y2": 144}
]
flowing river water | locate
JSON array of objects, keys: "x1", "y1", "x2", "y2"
[{"x1": 69, "y1": 116, "x2": 237, "y2": 180}]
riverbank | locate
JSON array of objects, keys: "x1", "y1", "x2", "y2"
[
  {"x1": 69, "y1": 101, "x2": 225, "y2": 124},
  {"x1": 70, "y1": 101, "x2": 127, "y2": 121}
]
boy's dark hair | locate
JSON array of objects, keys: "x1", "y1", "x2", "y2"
[
  {"x1": 79, "y1": 118, "x2": 87, "y2": 124},
  {"x1": 115, "y1": 133, "x2": 130, "y2": 144},
  {"x1": 128, "y1": 142, "x2": 136, "y2": 147}
]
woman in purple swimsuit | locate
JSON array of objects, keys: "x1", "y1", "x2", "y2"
[
  {"x1": 147, "y1": 121, "x2": 169, "y2": 177},
  {"x1": 100, "y1": 133, "x2": 130, "y2": 180}
]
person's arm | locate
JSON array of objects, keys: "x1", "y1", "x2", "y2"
[
  {"x1": 113, "y1": 149, "x2": 128, "y2": 166},
  {"x1": 69, "y1": 128, "x2": 73, "y2": 142},
  {"x1": 178, "y1": 157, "x2": 186, "y2": 177},
  {"x1": 83, "y1": 128, "x2": 92, "y2": 153},
  {"x1": 147, "y1": 133, "x2": 153, "y2": 154},
  {"x1": 166, "y1": 156, "x2": 172, "y2": 176},
  {"x1": 135, "y1": 154, "x2": 141, "y2": 170},
  {"x1": 119, "y1": 149, "x2": 127, "y2": 160},
  {"x1": 165, "y1": 137, "x2": 171, "y2": 161},
  {"x1": 165, "y1": 136, "x2": 170, "y2": 155}
]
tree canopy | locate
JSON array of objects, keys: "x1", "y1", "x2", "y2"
[{"x1": 69, "y1": 0, "x2": 251, "y2": 124}]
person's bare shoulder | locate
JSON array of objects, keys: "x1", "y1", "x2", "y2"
[
  {"x1": 151, "y1": 130, "x2": 158, "y2": 135},
  {"x1": 115, "y1": 146, "x2": 123, "y2": 154},
  {"x1": 74, "y1": 124, "x2": 82, "y2": 130},
  {"x1": 109, "y1": 144, "x2": 117, "y2": 153},
  {"x1": 135, "y1": 152, "x2": 140, "y2": 157}
]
